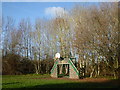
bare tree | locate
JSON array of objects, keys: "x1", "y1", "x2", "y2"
[
  {"x1": 31, "y1": 18, "x2": 43, "y2": 74},
  {"x1": 2, "y1": 17, "x2": 15, "y2": 56}
]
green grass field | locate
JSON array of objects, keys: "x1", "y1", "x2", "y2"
[{"x1": 2, "y1": 74, "x2": 119, "y2": 88}]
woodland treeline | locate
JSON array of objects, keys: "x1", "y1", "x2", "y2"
[{"x1": 1, "y1": 2, "x2": 120, "y2": 79}]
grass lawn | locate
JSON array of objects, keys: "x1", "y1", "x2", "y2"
[{"x1": 2, "y1": 74, "x2": 120, "y2": 88}]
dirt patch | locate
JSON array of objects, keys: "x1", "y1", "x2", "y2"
[
  {"x1": 31, "y1": 77, "x2": 119, "y2": 83},
  {"x1": 31, "y1": 77, "x2": 119, "y2": 87},
  {"x1": 31, "y1": 77, "x2": 52, "y2": 80},
  {"x1": 74, "y1": 78, "x2": 109, "y2": 82},
  {"x1": 32, "y1": 77, "x2": 109, "y2": 82}
]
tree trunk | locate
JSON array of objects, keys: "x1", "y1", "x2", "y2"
[
  {"x1": 38, "y1": 52, "x2": 41, "y2": 74},
  {"x1": 97, "y1": 64, "x2": 100, "y2": 76},
  {"x1": 118, "y1": 43, "x2": 120, "y2": 79},
  {"x1": 34, "y1": 64, "x2": 39, "y2": 74},
  {"x1": 65, "y1": 64, "x2": 68, "y2": 74},
  {"x1": 60, "y1": 64, "x2": 63, "y2": 74},
  {"x1": 90, "y1": 66, "x2": 95, "y2": 78},
  {"x1": 97, "y1": 59, "x2": 100, "y2": 76}
]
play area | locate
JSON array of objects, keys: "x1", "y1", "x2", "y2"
[{"x1": 50, "y1": 53, "x2": 80, "y2": 79}]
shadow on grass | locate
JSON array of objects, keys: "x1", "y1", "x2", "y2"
[
  {"x1": 23, "y1": 79, "x2": 120, "y2": 88},
  {"x1": 2, "y1": 82, "x2": 21, "y2": 85}
]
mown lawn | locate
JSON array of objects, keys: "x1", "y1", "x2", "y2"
[{"x1": 2, "y1": 74, "x2": 120, "y2": 88}]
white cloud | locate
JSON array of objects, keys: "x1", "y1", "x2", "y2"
[{"x1": 45, "y1": 7, "x2": 68, "y2": 18}]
